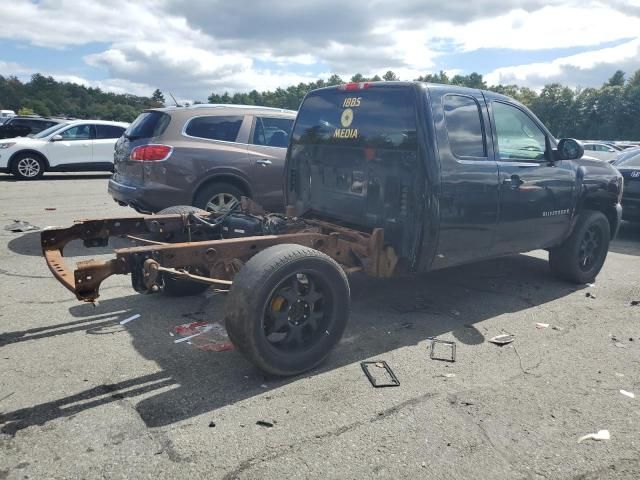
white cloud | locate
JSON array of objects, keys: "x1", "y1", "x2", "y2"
[
  {"x1": 1, "y1": 0, "x2": 640, "y2": 97},
  {"x1": 485, "y1": 38, "x2": 640, "y2": 88}
]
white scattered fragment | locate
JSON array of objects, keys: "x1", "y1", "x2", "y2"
[
  {"x1": 450, "y1": 310, "x2": 460, "y2": 316},
  {"x1": 620, "y1": 390, "x2": 635, "y2": 399},
  {"x1": 442, "y1": 373, "x2": 456, "y2": 378},
  {"x1": 615, "y1": 372, "x2": 625, "y2": 378},
  {"x1": 488, "y1": 334, "x2": 515, "y2": 345},
  {"x1": 536, "y1": 323, "x2": 550, "y2": 329},
  {"x1": 613, "y1": 342, "x2": 627, "y2": 349},
  {"x1": 260, "y1": 384, "x2": 268, "y2": 389},
  {"x1": 578, "y1": 429, "x2": 610, "y2": 443},
  {"x1": 173, "y1": 325, "x2": 214, "y2": 344},
  {"x1": 119, "y1": 314, "x2": 141, "y2": 325},
  {"x1": 585, "y1": 283, "x2": 596, "y2": 288}
]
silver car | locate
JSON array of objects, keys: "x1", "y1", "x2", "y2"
[{"x1": 582, "y1": 142, "x2": 619, "y2": 162}]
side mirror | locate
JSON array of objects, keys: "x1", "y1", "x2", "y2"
[
  {"x1": 51, "y1": 134, "x2": 63, "y2": 142},
  {"x1": 556, "y1": 138, "x2": 584, "y2": 161}
]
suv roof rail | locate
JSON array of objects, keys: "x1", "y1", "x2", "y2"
[{"x1": 187, "y1": 104, "x2": 296, "y2": 114}]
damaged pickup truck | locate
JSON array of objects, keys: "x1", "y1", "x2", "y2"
[{"x1": 42, "y1": 81, "x2": 623, "y2": 376}]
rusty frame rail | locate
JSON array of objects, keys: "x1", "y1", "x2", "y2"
[{"x1": 42, "y1": 213, "x2": 396, "y2": 302}]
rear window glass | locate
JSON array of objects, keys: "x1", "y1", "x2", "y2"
[
  {"x1": 185, "y1": 116, "x2": 244, "y2": 142},
  {"x1": 292, "y1": 87, "x2": 417, "y2": 150},
  {"x1": 443, "y1": 95, "x2": 486, "y2": 158},
  {"x1": 125, "y1": 111, "x2": 170, "y2": 139},
  {"x1": 252, "y1": 117, "x2": 294, "y2": 147}
]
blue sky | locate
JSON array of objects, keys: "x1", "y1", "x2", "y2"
[{"x1": 1, "y1": 0, "x2": 639, "y2": 100}]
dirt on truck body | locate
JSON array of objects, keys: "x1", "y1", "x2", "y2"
[{"x1": 42, "y1": 81, "x2": 623, "y2": 376}]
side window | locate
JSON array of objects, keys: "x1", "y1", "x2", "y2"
[
  {"x1": 185, "y1": 116, "x2": 243, "y2": 142},
  {"x1": 96, "y1": 125, "x2": 126, "y2": 139},
  {"x1": 59, "y1": 124, "x2": 92, "y2": 140},
  {"x1": 443, "y1": 95, "x2": 486, "y2": 158},
  {"x1": 584, "y1": 145, "x2": 594, "y2": 151},
  {"x1": 493, "y1": 102, "x2": 547, "y2": 161},
  {"x1": 252, "y1": 117, "x2": 294, "y2": 148}
]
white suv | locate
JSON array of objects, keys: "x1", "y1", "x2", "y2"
[{"x1": 0, "y1": 119, "x2": 129, "y2": 180}]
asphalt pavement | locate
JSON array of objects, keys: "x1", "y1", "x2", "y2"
[{"x1": 0, "y1": 173, "x2": 639, "y2": 479}]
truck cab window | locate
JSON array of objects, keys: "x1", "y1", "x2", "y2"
[
  {"x1": 493, "y1": 102, "x2": 547, "y2": 161},
  {"x1": 443, "y1": 95, "x2": 486, "y2": 158}
]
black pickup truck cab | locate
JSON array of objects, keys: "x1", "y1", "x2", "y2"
[{"x1": 286, "y1": 81, "x2": 623, "y2": 283}]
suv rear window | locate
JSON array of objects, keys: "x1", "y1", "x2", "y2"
[
  {"x1": 292, "y1": 87, "x2": 417, "y2": 150},
  {"x1": 185, "y1": 116, "x2": 244, "y2": 142},
  {"x1": 125, "y1": 111, "x2": 170, "y2": 140}
]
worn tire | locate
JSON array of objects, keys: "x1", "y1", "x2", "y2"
[
  {"x1": 549, "y1": 210, "x2": 610, "y2": 284},
  {"x1": 194, "y1": 182, "x2": 245, "y2": 213},
  {"x1": 224, "y1": 244, "x2": 350, "y2": 376},
  {"x1": 11, "y1": 152, "x2": 46, "y2": 180},
  {"x1": 154, "y1": 205, "x2": 211, "y2": 296}
]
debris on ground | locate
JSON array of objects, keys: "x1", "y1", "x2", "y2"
[
  {"x1": 4, "y1": 220, "x2": 39, "y2": 232},
  {"x1": 488, "y1": 333, "x2": 515, "y2": 346},
  {"x1": 171, "y1": 321, "x2": 234, "y2": 351},
  {"x1": 615, "y1": 372, "x2": 625, "y2": 377},
  {"x1": 119, "y1": 313, "x2": 141, "y2": 325},
  {"x1": 630, "y1": 300, "x2": 639, "y2": 306},
  {"x1": 450, "y1": 309, "x2": 461, "y2": 316},
  {"x1": 620, "y1": 390, "x2": 635, "y2": 399},
  {"x1": 44, "y1": 207, "x2": 57, "y2": 211},
  {"x1": 536, "y1": 323, "x2": 550, "y2": 329},
  {"x1": 256, "y1": 420, "x2": 274, "y2": 428},
  {"x1": 552, "y1": 325, "x2": 564, "y2": 331},
  {"x1": 208, "y1": 421, "x2": 216, "y2": 428},
  {"x1": 585, "y1": 283, "x2": 596, "y2": 287},
  {"x1": 585, "y1": 292, "x2": 596, "y2": 299},
  {"x1": 436, "y1": 373, "x2": 456, "y2": 379},
  {"x1": 578, "y1": 430, "x2": 610, "y2": 443},
  {"x1": 361, "y1": 361, "x2": 400, "y2": 388},
  {"x1": 428, "y1": 338, "x2": 456, "y2": 362}
]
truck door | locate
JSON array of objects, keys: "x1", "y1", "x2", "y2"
[
  {"x1": 430, "y1": 89, "x2": 500, "y2": 269},
  {"x1": 488, "y1": 100, "x2": 575, "y2": 254}
]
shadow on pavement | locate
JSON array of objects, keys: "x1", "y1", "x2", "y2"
[
  {"x1": 0, "y1": 253, "x2": 584, "y2": 434},
  {"x1": 610, "y1": 221, "x2": 640, "y2": 256},
  {"x1": 0, "y1": 173, "x2": 111, "y2": 182}
]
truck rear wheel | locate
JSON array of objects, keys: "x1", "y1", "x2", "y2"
[
  {"x1": 225, "y1": 244, "x2": 350, "y2": 376},
  {"x1": 549, "y1": 210, "x2": 610, "y2": 284},
  {"x1": 154, "y1": 205, "x2": 211, "y2": 296}
]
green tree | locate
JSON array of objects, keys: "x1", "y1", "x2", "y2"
[
  {"x1": 151, "y1": 89, "x2": 165, "y2": 106},
  {"x1": 17, "y1": 107, "x2": 35, "y2": 115},
  {"x1": 606, "y1": 70, "x2": 625, "y2": 87},
  {"x1": 382, "y1": 70, "x2": 398, "y2": 81}
]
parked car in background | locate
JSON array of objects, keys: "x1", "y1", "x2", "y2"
[
  {"x1": 109, "y1": 104, "x2": 296, "y2": 213},
  {"x1": 0, "y1": 115, "x2": 65, "y2": 139},
  {"x1": 582, "y1": 142, "x2": 619, "y2": 162},
  {"x1": 614, "y1": 152, "x2": 640, "y2": 222},
  {"x1": 0, "y1": 110, "x2": 16, "y2": 124},
  {"x1": 0, "y1": 120, "x2": 128, "y2": 179}
]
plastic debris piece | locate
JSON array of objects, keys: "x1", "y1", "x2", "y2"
[
  {"x1": 631, "y1": 300, "x2": 639, "y2": 306},
  {"x1": 439, "y1": 373, "x2": 456, "y2": 378},
  {"x1": 585, "y1": 292, "x2": 596, "y2": 299},
  {"x1": 615, "y1": 372, "x2": 625, "y2": 377},
  {"x1": 450, "y1": 309, "x2": 460, "y2": 316},
  {"x1": 171, "y1": 321, "x2": 234, "y2": 351},
  {"x1": 256, "y1": 420, "x2": 274, "y2": 428},
  {"x1": 536, "y1": 323, "x2": 550, "y2": 329},
  {"x1": 208, "y1": 421, "x2": 216, "y2": 427},
  {"x1": 429, "y1": 338, "x2": 456, "y2": 362},
  {"x1": 620, "y1": 390, "x2": 635, "y2": 399},
  {"x1": 613, "y1": 342, "x2": 627, "y2": 349},
  {"x1": 44, "y1": 207, "x2": 57, "y2": 211},
  {"x1": 4, "y1": 220, "x2": 39, "y2": 232},
  {"x1": 361, "y1": 361, "x2": 400, "y2": 388},
  {"x1": 552, "y1": 325, "x2": 564, "y2": 331},
  {"x1": 578, "y1": 430, "x2": 610, "y2": 443},
  {"x1": 488, "y1": 334, "x2": 515, "y2": 345},
  {"x1": 585, "y1": 283, "x2": 595, "y2": 287},
  {"x1": 119, "y1": 313, "x2": 141, "y2": 325}
]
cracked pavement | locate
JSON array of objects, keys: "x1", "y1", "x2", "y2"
[{"x1": 0, "y1": 173, "x2": 639, "y2": 479}]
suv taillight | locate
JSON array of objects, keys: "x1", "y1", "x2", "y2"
[
  {"x1": 338, "y1": 82, "x2": 372, "y2": 91},
  {"x1": 130, "y1": 144, "x2": 173, "y2": 161}
]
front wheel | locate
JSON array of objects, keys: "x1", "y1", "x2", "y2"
[
  {"x1": 549, "y1": 210, "x2": 610, "y2": 283},
  {"x1": 224, "y1": 244, "x2": 350, "y2": 376},
  {"x1": 11, "y1": 153, "x2": 45, "y2": 180}
]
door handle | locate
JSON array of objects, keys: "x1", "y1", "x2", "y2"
[
  {"x1": 503, "y1": 174, "x2": 524, "y2": 189},
  {"x1": 256, "y1": 159, "x2": 272, "y2": 166}
]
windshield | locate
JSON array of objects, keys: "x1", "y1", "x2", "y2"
[
  {"x1": 124, "y1": 111, "x2": 170, "y2": 139},
  {"x1": 32, "y1": 122, "x2": 69, "y2": 139},
  {"x1": 615, "y1": 152, "x2": 640, "y2": 167}
]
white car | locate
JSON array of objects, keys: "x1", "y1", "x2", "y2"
[
  {"x1": 582, "y1": 142, "x2": 619, "y2": 163},
  {"x1": 0, "y1": 119, "x2": 129, "y2": 180}
]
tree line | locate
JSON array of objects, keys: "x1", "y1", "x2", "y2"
[
  {"x1": 209, "y1": 69, "x2": 640, "y2": 140},
  {"x1": 1, "y1": 70, "x2": 639, "y2": 140},
  {"x1": 0, "y1": 73, "x2": 164, "y2": 122}
]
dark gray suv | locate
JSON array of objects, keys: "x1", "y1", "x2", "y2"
[{"x1": 108, "y1": 104, "x2": 296, "y2": 213}]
